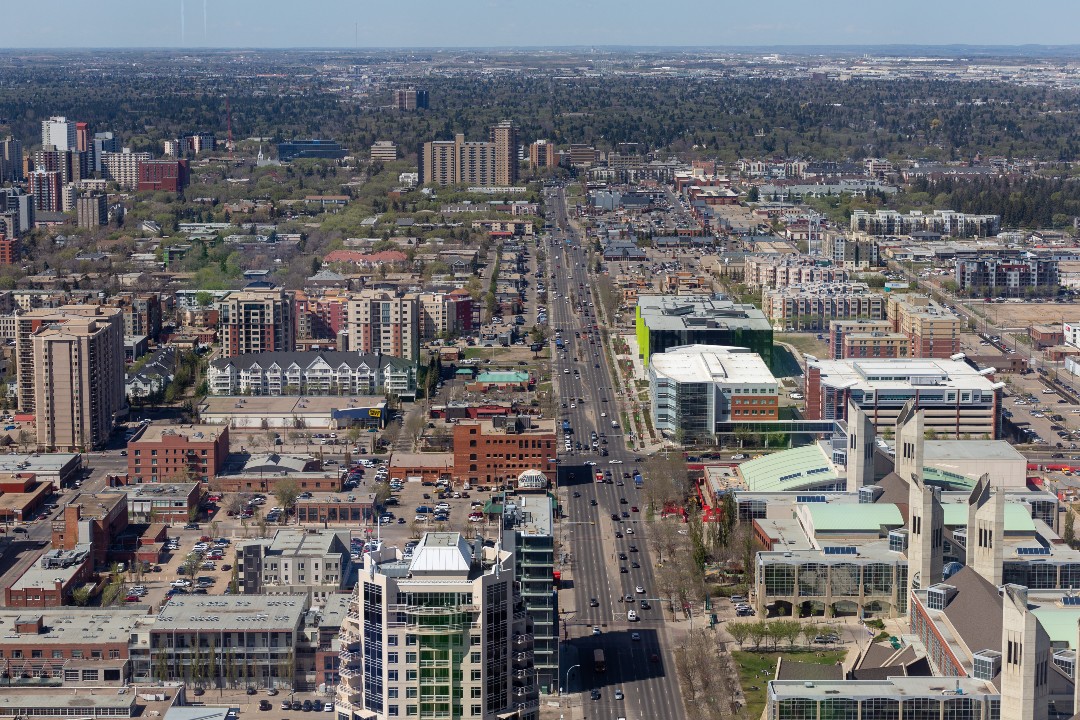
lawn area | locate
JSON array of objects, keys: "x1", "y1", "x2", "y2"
[
  {"x1": 776, "y1": 332, "x2": 830, "y2": 360},
  {"x1": 732, "y1": 650, "x2": 846, "y2": 719}
]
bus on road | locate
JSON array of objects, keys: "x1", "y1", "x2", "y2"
[{"x1": 593, "y1": 648, "x2": 606, "y2": 672}]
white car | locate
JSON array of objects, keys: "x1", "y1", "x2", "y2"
[
  {"x1": 171, "y1": 579, "x2": 192, "y2": 588},
  {"x1": 627, "y1": 610, "x2": 638, "y2": 621},
  {"x1": 636, "y1": 585, "x2": 645, "y2": 594},
  {"x1": 609, "y1": 459, "x2": 623, "y2": 464}
]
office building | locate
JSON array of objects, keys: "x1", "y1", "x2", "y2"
[
  {"x1": 804, "y1": 357, "x2": 1002, "y2": 437},
  {"x1": 528, "y1": 140, "x2": 556, "y2": 168},
  {"x1": 344, "y1": 290, "x2": 419, "y2": 362},
  {"x1": 76, "y1": 194, "x2": 107, "y2": 228},
  {"x1": 762, "y1": 282, "x2": 886, "y2": 332},
  {"x1": 277, "y1": 140, "x2": 347, "y2": 162},
  {"x1": 237, "y1": 529, "x2": 354, "y2": 601},
  {"x1": 394, "y1": 87, "x2": 429, "y2": 110},
  {"x1": 887, "y1": 294, "x2": 962, "y2": 358},
  {"x1": 634, "y1": 294, "x2": 774, "y2": 368},
  {"x1": 567, "y1": 144, "x2": 597, "y2": 167},
  {"x1": 218, "y1": 287, "x2": 295, "y2": 358},
  {"x1": 499, "y1": 475, "x2": 558, "y2": 692},
  {"x1": 452, "y1": 419, "x2": 556, "y2": 486},
  {"x1": 336, "y1": 533, "x2": 538, "y2": 720},
  {"x1": 126, "y1": 424, "x2": 229, "y2": 483},
  {"x1": 137, "y1": 159, "x2": 189, "y2": 192},
  {"x1": 207, "y1": 350, "x2": 416, "y2": 398},
  {"x1": 369, "y1": 140, "x2": 398, "y2": 162},
  {"x1": 41, "y1": 117, "x2": 76, "y2": 152},
  {"x1": 0, "y1": 136, "x2": 24, "y2": 182},
  {"x1": 100, "y1": 149, "x2": 151, "y2": 189},
  {"x1": 31, "y1": 308, "x2": 126, "y2": 451},
  {"x1": 743, "y1": 255, "x2": 849, "y2": 290},
  {"x1": 649, "y1": 344, "x2": 779, "y2": 440},
  {"x1": 91, "y1": 132, "x2": 119, "y2": 172},
  {"x1": 851, "y1": 209, "x2": 1001, "y2": 237},
  {"x1": 490, "y1": 120, "x2": 519, "y2": 186},
  {"x1": 28, "y1": 170, "x2": 63, "y2": 212}
]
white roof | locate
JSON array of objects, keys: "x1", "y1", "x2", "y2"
[
  {"x1": 409, "y1": 532, "x2": 472, "y2": 574},
  {"x1": 650, "y1": 344, "x2": 775, "y2": 385},
  {"x1": 810, "y1": 357, "x2": 997, "y2": 392}
]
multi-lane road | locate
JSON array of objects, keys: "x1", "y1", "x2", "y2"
[{"x1": 545, "y1": 187, "x2": 685, "y2": 720}]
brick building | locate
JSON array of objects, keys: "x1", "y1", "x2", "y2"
[
  {"x1": 0, "y1": 233, "x2": 19, "y2": 265},
  {"x1": 136, "y1": 159, "x2": 189, "y2": 192},
  {"x1": 218, "y1": 287, "x2": 295, "y2": 358},
  {"x1": 51, "y1": 493, "x2": 128, "y2": 567},
  {"x1": 6, "y1": 545, "x2": 93, "y2": 608},
  {"x1": 126, "y1": 425, "x2": 229, "y2": 483},
  {"x1": 0, "y1": 609, "x2": 140, "y2": 684},
  {"x1": 887, "y1": 294, "x2": 962, "y2": 359},
  {"x1": 452, "y1": 418, "x2": 556, "y2": 486}
]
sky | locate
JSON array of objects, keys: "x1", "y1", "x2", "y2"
[{"x1": 6, "y1": 0, "x2": 1080, "y2": 49}]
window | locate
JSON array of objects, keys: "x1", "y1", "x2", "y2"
[
  {"x1": 406, "y1": 688, "x2": 417, "y2": 699},
  {"x1": 406, "y1": 706, "x2": 417, "y2": 716},
  {"x1": 387, "y1": 652, "x2": 398, "y2": 664},
  {"x1": 470, "y1": 652, "x2": 481, "y2": 663},
  {"x1": 388, "y1": 689, "x2": 399, "y2": 699},
  {"x1": 405, "y1": 652, "x2": 417, "y2": 664},
  {"x1": 471, "y1": 705, "x2": 482, "y2": 717},
  {"x1": 388, "y1": 707, "x2": 399, "y2": 717},
  {"x1": 387, "y1": 670, "x2": 398, "y2": 681},
  {"x1": 387, "y1": 635, "x2": 398, "y2": 646}
]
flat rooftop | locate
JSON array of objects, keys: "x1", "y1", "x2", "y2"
[
  {"x1": 0, "y1": 453, "x2": 80, "y2": 474},
  {"x1": 389, "y1": 453, "x2": 454, "y2": 469},
  {"x1": 200, "y1": 395, "x2": 386, "y2": 416},
  {"x1": 504, "y1": 493, "x2": 554, "y2": 537},
  {"x1": 267, "y1": 529, "x2": 350, "y2": 556},
  {"x1": 12, "y1": 554, "x2": 90, "y2": 591},
  {"x1": 155, "y1": 594, "x2": 309, "y2": 632},
  {"x1": 0, "y1": 609, "x2": 147, "y2": 645},
  {"x1": 923, "y1": 440, "x2": 1025, "y2": 463},
  {"x1": 650, "y1": 344, "x2": 776, "y2": 385},
  {"x1": 0, "y1": 691, "x2": 136, "y2": 714},
  {"x1": 768, "y1": 676, "x2": 998, "y2": 700},
  {"x1": 636, "y1": 294, "x2": 772, "y2": 331},
  {"x1": 132, "y1": 424, "x2": 225, "y2": 444},
  {"x1": 810, "y1": 357, "x2": 999, "y2": 391},
  {"x1": 119, "y1": 482, "x2": 200, "y2": 499}
]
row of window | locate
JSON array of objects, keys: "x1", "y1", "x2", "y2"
[{"x1": 0, "y1": 648, "x2": 120, "y2": 660}]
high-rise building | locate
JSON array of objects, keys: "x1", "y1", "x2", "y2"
[
  {"x1": 0, "y1": 234, "x2": 16, "y2": 266},
  {"x1": 32, "y1": 148, "x2": 82, "y2": 184},
  {"x1": 0, "y1": 136, "x2": 23, "y2": 182},
  {"x1": 91, "y1": 132, "x2": 119, "y2": 173},
  {"x1": 101, "y1": 149, "x2": 151, "y2": 189},
  {"x1": 528, "y1": 140, "x2": 556, "y2": 168},
  {"x1": 345, "y1": 290, "x2": 419, "y2": 361},
  {"x1": 418, "y1": 290, "x2": 475, "y2": 341},
  {"x1": 76, "y1": 194, "x2": 107, "y2": 229},
  {"x1": 28, "y1": 170, "x2": 63, "y2": 212},
  {"x1": 29, "y1": 307, "x2": 125, "y2": 451},
  {"x1": 218, "y1": 287, "x2": 296, "y2": 358},
  {"x1": 75, "y1": 122, "x2": 89, "y2": 153},
  {"x1": 336, "y1": 532, "x2": 538, "y2": 720},
  {"x1": 421, "y1": 134, "x2": 496, "y2": 187},
  {"x1": 394, "y1": 87, "x2": 429, "y2": 110},
  {"x1": 41, "y1": 116, "x2": 77, "y2": 152},
  {"x1": 137, "y1": 159, "x2": 189, "y2": 192},
  {"x1": 369, "y1": 140, "x2": 397, "y2": 162},
  {"x1": 0, "y1": 187, "x2": 34, "y2": 235},
  {"x1": 490, "y1": 120, "x2": 519, "y2": 186}
]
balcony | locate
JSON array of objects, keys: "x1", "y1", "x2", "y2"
[
  {"x1": 513, "y1": 652, "x2": 532, "y2": 669},
  {"x1": 513, "y1": 634, "x2": 533, "y2": 649}
]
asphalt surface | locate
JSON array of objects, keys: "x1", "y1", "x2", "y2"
[{"x1": 546, "y1": 187, "x2": 686, "y2": 720}]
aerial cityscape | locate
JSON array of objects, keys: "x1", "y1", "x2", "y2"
[{"x1": 7, "y1": 5, "x2": 1080, "y2": 720}]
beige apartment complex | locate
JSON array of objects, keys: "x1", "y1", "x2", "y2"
[
  {"x1": 345, "y1": 290, "x2": 419, "y2": 361},
  {"x1": 887, "y1": 293, "x2": 962, "y2": 359},
  {"x1": 30, "y1": 308, "x2": 125, "y2": 451},
  {"x1": 420, "y1": 121, "x2": 518, "y2": 187},
  {"x1": 218, "y1": 287, "x2": 295, "y2": 359}
]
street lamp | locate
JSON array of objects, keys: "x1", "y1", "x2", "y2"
[{"x1": 561, "y1": 664, "x2": 580, "y2": 696}]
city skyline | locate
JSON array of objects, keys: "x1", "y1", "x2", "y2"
[{"x1": 5, "y1": 0, "x2": 1080, "y2": 49}]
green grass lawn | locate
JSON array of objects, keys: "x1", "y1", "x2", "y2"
[
  {"x1": 732, "y1": 649, "x2": 845, "y2": 719},
  {"x1": 776, "y1": 332, "x2": 830, "y2": 360}
]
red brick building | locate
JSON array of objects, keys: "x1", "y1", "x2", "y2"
[
  {"x1": 51, "y1": 493, "x2": 127, "y2": 567},
  {"x1": 137, "y1": 159, "x2": 189, "y2": 192},
  {"x1": 0, "y1": 610, "x2": 139, "y2": 684},
  {"x1": 0, "y1": 234, "x2": 18, "y2": 265},
  {"x1": 0, "y1": 472, "x2": 53, "y2": 523},
  {"x1": 126, "y1": 425, "x2": 229, "y2": 483},
  {"x1": 6, "y1": 546, "x2": 94, "y2": 608},
  {"x1": 452, "y1": 419, "x2": 556, "y2": 486}
]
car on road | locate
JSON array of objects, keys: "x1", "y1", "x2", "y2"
[
  {"x1": 620, "y1": 566, "x2": 627, "y2": 573},
  {"x1": 625, "y1": 527, "x2": 634, "y2": 534},
  {"x1": 640, "y1": 600, "x2": 650, "y2": 609},
  {"x1": 636, "y1": 585, "x2": 645, "y2": 593},
  {"x1": 592, "y1": 625, "x2": 601, "y2": 636},
  {"x1": 590, "y1": 690, "x2": 601, "y2": 701},
  {"x1": 631, "y1": 561, "x2": 640, "y2": 568},
  {"x1": 589, "y1": 598, "x2": 599, "y2": 607},
  {"x1": 609, "y1": 459, "x2": 623, "y2": 464},
  {"x1": 615, "y1": 689, "x2": 624, "y2": 700},
  {"x1": 627, "y1": 610, "x2": 638, "y2": 621}
]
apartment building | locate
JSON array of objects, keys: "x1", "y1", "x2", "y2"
[
  {"x1": 126, "y1": 424, "x2": 229, "y2": 483},
  {"x1": 490, "y1": 120, "x2": 519, "y2": 186},
  {"x1": 218, "y1": 287, "x2": 295, "y2": 358},
  {"x1": 32, "y1": 309, "x2": 126, "y2": 451},
  {"x1": 113, "y1": 292, "x2": 163, "y2": 340},
  {"x1": 207, "y1": 350, "x2": 416, "y2": 398},
  {"x1": 649, "y1": 344, "x2": 779, "y2": 440},
  {"x1": 822, "y1": 232, "x2": 879, "y2": 269},
  {"x1": 28, "y1": 171, "x2": 63, "y2": 212},
  {"x1": 294, "y1": 290, "x2": 347, "y2": 343},
  {"x1": 761, "y1": 282, "x2": 886, "y2": 332},
  {"x1": 528, "y1": 140, "x2": 556, "y2": 168},
  {"x1": 336, "y1": 533, "x2": 538, "y2": 720},
  {"x1": 0, "y1": 234, "x2": 17, "y2": 266},
  {"x1": 851, "y1": 209, "x2": 1000, "y2": 237},
  {"x1": 887, "y1": 293, "x2": 962, "y2": 358},
  {"x1": 828, "y1": 319, "x2": 894, "y2": 359},
  {"x1": 100, "y1": 149, "x2": 152, "y2": 189},
  {"x1": 41, "y1": 117, "x2": 76, "y2": 152},
  {"x1": 498, "y1": 481, "x2": 558, "y2": 692},
  {"x1": 452, "y1": 419, "x2": 557, "y2": 486},
  {"x1": 0, "y1": 136, "x2": 24, "y2": 182},
  {"x1": 743, "y1": 254, "x2": 849, "y2": 290},
  {"x1": 344, "y1": 290, "x2": 419, "y2": 362},
  {"x1": 76, "y1": 194, "x2": 107, "y2": 228},
  {"x1": 804, "y1": 357, "x2": 1002, "y2": 437},
  {"x1": 136, "y1": 159, "x2": 189, "y2": 192},
  {"x1": 394, "y1": 88, "x2": 429, "y2": 110},
  {"x1": 418, "y1": 289, "x2": 475, "y2": 341},
  {"x1": 954, "y1": 256, "x2": 1061, "y2": 297},
  {"x1": 237, "y1": 529, "x2": 353, "y2": 601},
  {"x1": 52, "y1": 492, "x2": 128, "y2": 566},
  {"x1": 841, "y1": 331, "x2": 911, "y2": 359}
]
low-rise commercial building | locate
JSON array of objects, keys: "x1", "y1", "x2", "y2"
[
  {"x1": 197, "y1": 395, "x2": 386, "y2": 430},
  {"x1": 649, "y1": 344, "x2": 778, "y2": 441},
  {"x1": 452, "y1": 418, "x2": 556, "y2": 486},
  {"x1": 237, "y1": 529, "x2": 354, "y2": 601}
]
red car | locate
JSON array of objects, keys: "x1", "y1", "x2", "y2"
[{"x1": 125, "y1": 595, "x2": 140, "y2": 602}]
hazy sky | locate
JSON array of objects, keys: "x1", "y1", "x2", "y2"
[{"x1": 7, "y1": 0, "x2": 1080, "y2": 48}]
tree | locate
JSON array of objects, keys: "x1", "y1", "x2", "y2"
[
  {"x1": 16, "y1": 429, "x2": 34, "y2": 453},
  {"x1": 373, "y1": 481, "x2": 393, "y2": 507},
  {"x1": 1066, "y1": 508, "x2": 1076, "y2": 548},
  {"x1": 274, "y1": 480, "x2": 301, "y2": 519},
  {"x1": 727, "y1": 621, "x2": 751, "y2": 648},
  {"x1": 71, "y1": 586, "x2": 91, "y2": 606},
  {"x1": 405, "y1": 412, "x2": 425, "y2": 450}
]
